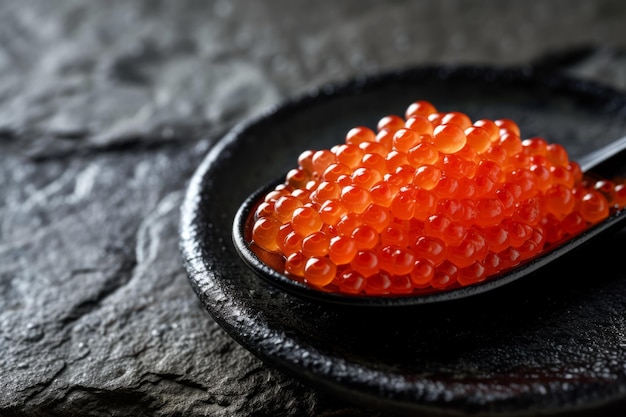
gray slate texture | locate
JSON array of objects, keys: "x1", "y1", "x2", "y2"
[{"x1": 1, "y1": 1, "x2": 626, "y2": 416}]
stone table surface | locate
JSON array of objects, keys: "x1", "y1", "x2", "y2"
[{"x1": 2, "y1": 1, "x2": 626, "y2": 416}]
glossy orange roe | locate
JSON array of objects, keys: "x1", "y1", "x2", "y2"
[{"x1": 250, "y1": 100, "x2": 626, "y2": 295}]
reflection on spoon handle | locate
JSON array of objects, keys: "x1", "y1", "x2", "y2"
[{"x1": 579, "y1": 135, "x2": 626, "y2": 175}]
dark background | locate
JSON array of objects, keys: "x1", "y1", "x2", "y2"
[{"x1": 2, "y1": 1, "x2": 626, "y2": 416}]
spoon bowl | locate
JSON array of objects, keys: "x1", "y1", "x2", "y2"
[{"x1": 233, "y1": 134, "x2": 626, "y2": 306}]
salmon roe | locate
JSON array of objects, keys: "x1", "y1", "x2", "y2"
[{"x1": 250, "y1": 100, "x2": 626, "y2": 295}]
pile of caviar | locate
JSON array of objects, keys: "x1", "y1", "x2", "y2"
[{"x1": 250, "y1": 100, "x2": 626, "y2": 296}]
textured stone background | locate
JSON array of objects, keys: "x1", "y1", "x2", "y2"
[{"x1": 1, "y1": 1, "x2": 626, "y2": 416}]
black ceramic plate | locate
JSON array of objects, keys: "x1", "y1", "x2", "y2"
[{"x1": 181, "y1": 65, "x2": 626, "y2": 416}]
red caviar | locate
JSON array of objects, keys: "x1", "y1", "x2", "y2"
[{"x1": 250, "y1": 100, "x2": 626, "y2": 295}]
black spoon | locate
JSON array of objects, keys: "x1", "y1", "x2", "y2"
[{"x1": 233, "y1": 134, "x2": 626, "y2": 307}]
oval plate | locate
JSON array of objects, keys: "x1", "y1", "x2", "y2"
[{"x1": 181, "y1": 65, "x2": 626, "y2": 416}]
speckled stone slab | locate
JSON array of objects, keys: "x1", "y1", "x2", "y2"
[{"x1": 4, "y1": 1, "x2": 626, "y2": 416}]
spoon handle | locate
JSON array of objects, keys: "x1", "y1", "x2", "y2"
[{"x1": 579, "y1": 135, "x2": 626, "y2": 176}]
